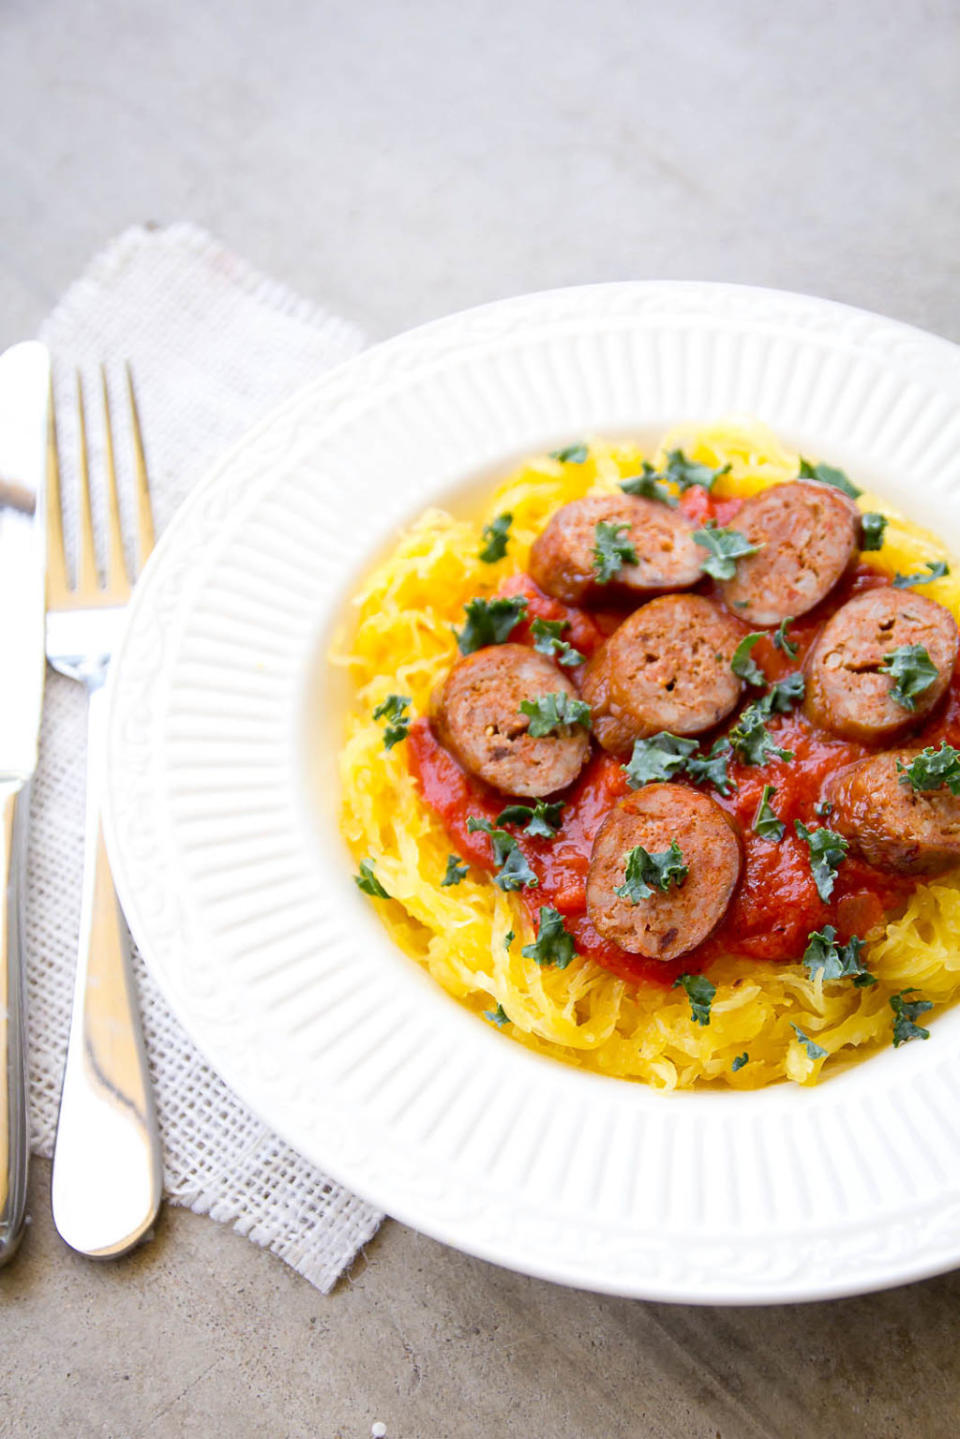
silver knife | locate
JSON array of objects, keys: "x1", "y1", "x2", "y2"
[{"x1": 0, "y1": 342, "x2": 49, "y2": 1265}]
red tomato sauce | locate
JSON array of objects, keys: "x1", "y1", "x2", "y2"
[{"x1": 406, "y1": 554, "x2": 960, "y2": 988}]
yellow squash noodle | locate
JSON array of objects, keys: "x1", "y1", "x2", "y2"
[{"x1": 332, "y1": 420, "x2": 960, "y2": 1089}]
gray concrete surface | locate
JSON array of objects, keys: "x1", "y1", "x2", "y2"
[{"x1": 2, "y1": 1, "x2": 960, "y2": 1435}]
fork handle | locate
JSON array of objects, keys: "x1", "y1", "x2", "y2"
[
  {"x1": 0, "y1": 778, "x2": 30, "y2": 1266},
  {"x1": 51, "y1": 683, "x2": 162, "y2": 1257}
]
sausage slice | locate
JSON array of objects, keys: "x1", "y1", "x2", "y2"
[
  {"x1": 529, "y1": 493, "x2": 701, "y2": 605},
  {"x1": 804, "y1": 588, "x2": 958, "y2": 742},
  {"x1": 586, "y1": 784, "x2": 742, "y2": 960},
  {"x1": 581, "y1": 594, "x2": 744, "y2": 755},
  {"x1": 718, "y1": 480, "x2": 861, "y2": 624},
  {"x1": 434, "y1": 643, "x2": 590, "y2": 797},
  {"x1": 826, "y1": 750, "x2": 960, "y2": 874}
]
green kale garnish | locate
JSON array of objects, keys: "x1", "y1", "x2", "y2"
[
  {"x1": 614, "y1": 840, "x2": 688, "y2": 904},
  {"x1": 521, "y1": 906, "x2": 576, "y2": 968},
  {"x1": 622, "y1": 732, "x2": 698, "y2": 788},
  {"x1": 890, "y1": 989, "x2": 933, "y2": 1047},
  {"x1": 673, "y1": 973, "x2": 716, "y2": 1026},
  {"x1": 881, "y1": 644, "x2": 939, "y2": 711},
  {"x1": 798, "y1": 457, "x2": 861, "y2": 498},
  {"x1": 519, "y1": 691, "x2": 591, "y2": 737},
  {"x1": 592, "y1": 520, "x2": 638, "y2": 583},
  {"x1": 752, "y1": 784, "x2": 785, "y2": 841},
  {"x1": 772, "y1": 617, "x2": 798, "y2": 659},
  {"x1": 550, "y1": 442, "x2": 588, "y2": 464},
  {"x1": 619, "y1": 461, "x2": 677, "y2": 506},
  {"x1": 731, "y1": 1052, "x2": 749, "y2": 1072},
  {"x1": 790, "y1": 1023, "x2": 828, "y2": 1060},
  {"x1": 466, "y1": 816, "x2": 539, "y2": 890},
  {"x1": 530, "y1": 617, "x2": 584, "y2": 667},
  {"x1": 660, "y1": 449, "x2": 731, "y2": 492},
  {"x1": 440, "y1": 854, "x2": 469, "y2": 887},
  {"x1": 760, "y1": 671, "x2": 806, "y2": 715},
  {"x1": 355, "y1": 859, "x2": 389, "y2": 898},
  {"x1": 897, "y1": 742, "x2": 960, "y2": 795},
  {"x1": 478, "y1": 512, "x2": 512, "y2": 563},
  {"x1": 455, "y1": 595, "x2": 528, "y2": 654},
  {"x1": 891, "y1": 560, "x2": 950, "y2": 588},
  {"x1": 794, "y1": 821, "x2": 848, "y2": 901},
  {"x1": 686, "y1": 737, "x2": 737, "y2": 795},
  {"x1": 801, "y1": 924, "x2": 871, "y2": 982},
  {"x1": 729, "y1": 703, "x2": 795, "y2": 766},
  {"x1": 496, "y1": 800, "x2": 565, "y2": 837},
  {"x1": 372, "y1": 693, "x2": 412, "y2": 748},
  {"x1": 693, "y1": 522, "x2": 761, "y2": 581},
  {"x1": 731, "y1": 632, "x2": 766, "y2": 686},
  {"x1": 860, "y1": 513, "x2": 888, "y2": 551},
  {"x1": 483, "y1": 1003, "x2": 510, "y2": 1027}
]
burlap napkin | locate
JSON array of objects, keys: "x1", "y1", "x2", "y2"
[{"x1": 27, "y1": 223, "x2": 383, "y2": 1290}]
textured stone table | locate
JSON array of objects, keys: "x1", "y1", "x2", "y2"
[{"x1": 2, "y1": 1, "x2": 960, "y2": 1435}]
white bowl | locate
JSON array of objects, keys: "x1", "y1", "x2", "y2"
[{"x1": 105, "y1": 282, "x2": 960, "y2": 1302}]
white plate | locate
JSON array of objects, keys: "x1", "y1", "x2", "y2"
[{"x1": 105, "y1": 282, "x2": 960, "y2": 1304}]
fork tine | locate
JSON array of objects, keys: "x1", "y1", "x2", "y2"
[
  {"x1": 45, "y1": 374, "x2": 70, "y2": 606},
  {"x1": 125, "y1": 364, "x2": 155, "y2": 571},
  {"x1": 100, "y1": 366, "x2": 130, "y2": 593},
  {"x1": 75, "y1": 373, "x2": 100, "y2": 596}
]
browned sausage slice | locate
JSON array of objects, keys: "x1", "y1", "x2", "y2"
[
  {"x1": 528, "y1": 493, "x2": 701, "y2": 604},
  {"x1": 586, "y1": 784, "x2": 742, "y2": 960},
  {"x1": 581, "y1": 594, "x2": 744, "y2": 755},
  {"x1": 804, "y1": 588, "x2": 958, "y2": 742},
  {"x1": 826, "y1": 750, "x2": 960, "y2": 874},
  {"x1": 434, "y1": 643, "x2": 590, "y2": 797},
  {"x1": 719, "y1": 481, "x2": 861, "y2": 624}
]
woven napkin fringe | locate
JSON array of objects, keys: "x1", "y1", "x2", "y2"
[{"x1": 26, "y1": 223, "x2": 383, "y2": 1291}]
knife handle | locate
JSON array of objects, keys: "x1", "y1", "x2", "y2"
[
  {"x1": 51, "y1": 683, "x2": 161, "y2": 1257},
  {"x1": 0, "y1": 778, "x2": 30, "y2": 1266}
]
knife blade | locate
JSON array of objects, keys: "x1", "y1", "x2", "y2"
[{"x1": 0, "y1": 341, "x2": 50, "y2": 1265}]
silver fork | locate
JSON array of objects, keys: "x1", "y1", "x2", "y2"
[{"x1": 48, "y1": 366, "x2": 162, "y2": 1257}]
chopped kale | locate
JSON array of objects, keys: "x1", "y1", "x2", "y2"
[
  {"x1": 693, "y1": 522, "x2": 761, "y2": 581},
  {"x1": 592, "y1": 520, "x2": 638, "y2": 583},
  {"x1": 519, "y1": 691, "x2": 592, "y2": 737},
  {"x1": 673, "y1": 973, "x2": 716, "y2": 1026},
  {"x1": 773, "y1": 617, "x2": 798, "y2": 659},
  {"x1": 622, "y1": 732, "x2": 698, "y2": 788},
  {"x1": 455, "y1": 595, "x2": 528, "y2": 654},
  {"x1": 753, "y1": 784, "x2": 785, "y2": 841},
  {"x1": 614, "y1": 840, "x2": 688, "y2": 904},
  {"x1": 860, "y1": 513, "x2": 888, "y2": 551},
  {"x1": 881, "y1": 644, "x2": 939, "y2": 710},
  {"x1": 355, "y1": 859, "x2": 389, "y2": 898},
  {"x1": 478, "y1": 512, "x2": 512, "y2": 563},
  {"x1": 731, "y1": 632, "x2": 766, "y2": 686},
  {"x1": 891, "y1": 560, "x2": 950, "y2": 588},
  {"x1": 794, "y1": 821, "x2": 848, "y2": 901},
  {"x1": 530, "y1": 617, "x2": 584, "y2": 667},
  {"x1": 372, "y1": 693, "x2": 412, "y2": 748},
  {"x1": 550, "y1": 442, "x2": 588, "y2": 463},
  {"x1": 440, "y1": 854, "x2": 469, "y2": 887},
  {"x1": 521, "y1": 906, "x2": 576, "y2": 968},
  {"x1": 890, "y1": 989, "x2": 933, "y2": 1047},
  {"x1": 496, "y1": 800, "x2": 565, "y2": 837},
  {"x1": 798, "y1": 457, "x2": 861, "y2": 499},
  {"x1": 790, "y1": 1023, "x2": 828, "y2": 1060},
  {"x1": 897, "y1": 743, "x2": 960, "y2": 795}
]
